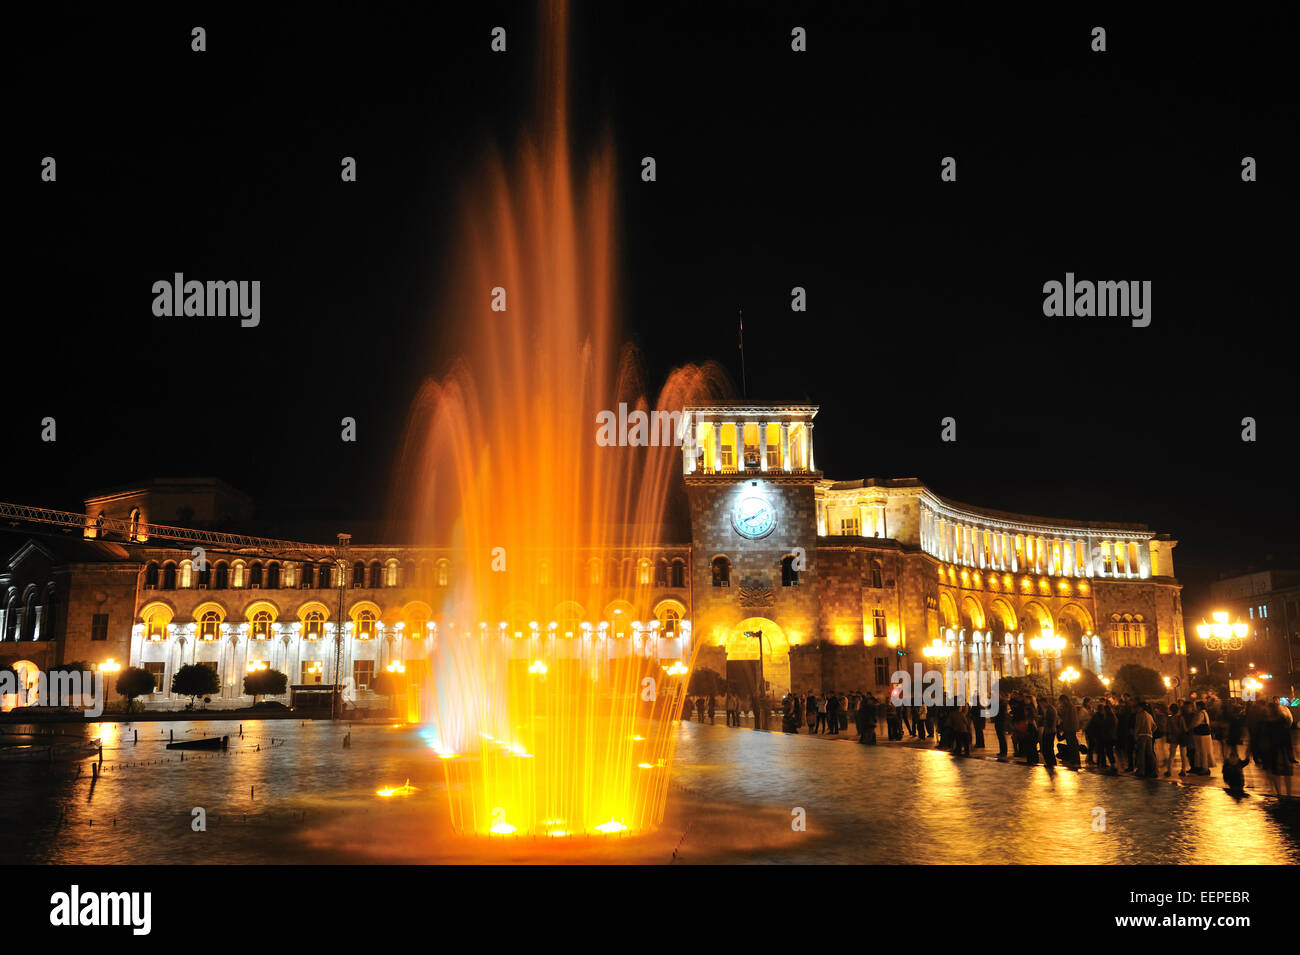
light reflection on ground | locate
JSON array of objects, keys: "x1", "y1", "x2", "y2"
[{"x1": 1, "y1": 719, "x2": 1295, "y2": 864}]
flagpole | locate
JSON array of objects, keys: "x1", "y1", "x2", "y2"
[{"x1": 739, "y1": 308, "x2": 747, "y2": 398}]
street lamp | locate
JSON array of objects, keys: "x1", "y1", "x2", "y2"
[
  {"x1": 1059, "y1": 666, "x2": 1080, "y2": 694},
  {"x1": 1030, "y1": 629, "x2": 1066, "y2": 696},
  {"x1": 1195, "y1": 611, "x2": 1249, "y2": 696}
]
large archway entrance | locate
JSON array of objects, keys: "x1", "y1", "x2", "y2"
[{"x1": 725, "y1": 617, "x2": 791, "y2": 696}]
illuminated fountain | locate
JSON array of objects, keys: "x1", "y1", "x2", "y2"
[{"x1": 393, "y1": 0, "x2": 726, "y2": 837}]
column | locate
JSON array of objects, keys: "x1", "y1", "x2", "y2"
[
  {"x1": 712, "y1": 421, "x2": 722, "y2": 474},
  {"x1": 734, "y1": 422, "x2": 745, "y2": 472},
  {"x1": 806, "y1": 421, "x2": 815, "y2": 471},
  {"x1": 758, "y1": 421, "x2": 768, "y2": 472},
  {"x1": 779, "y1": 423, "x2": 790, "y2": 472},
  {"x1": 876, "y1": 503, "x2": 888, "y2": 540},
  {"x1": 1138, "y1": 541, "x2": 1151, "y2": 578},
  {"x1": 858, "y1": 501, "x2": 869, "y2": 538}
]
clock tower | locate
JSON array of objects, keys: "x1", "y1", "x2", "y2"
[{"x1": 682, "y1": 402, "x2": 821, "y2": 696}]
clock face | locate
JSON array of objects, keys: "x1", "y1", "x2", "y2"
[{"x1": 732, "y1": 496, "x2": 776, "y2": 539}]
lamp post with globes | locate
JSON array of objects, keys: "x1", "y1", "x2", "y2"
[
  {"x1": 1195, "y1": 611, "x2": 1249, "y2": 698},
  {"x1": 1030, "y1": 629, "x2": 1067, "y2": 697}
]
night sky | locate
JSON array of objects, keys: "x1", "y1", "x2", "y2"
[{"x1": 10, "y1": 2, "x2": 1298, "y2": 617}]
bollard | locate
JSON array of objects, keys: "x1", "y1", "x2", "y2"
[
  {"x1": 134, "y1": 730, "x2": 138, "y2": 744},
  {"x1": 170, "y1": 729, "x2": 174, "y2": 743}
]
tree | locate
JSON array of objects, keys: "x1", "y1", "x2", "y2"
[
  {"x1": 1073, "y1": 667, "x2": 1107, "y2": 698},
  {"x1": 171, "y1": 664, "x2": 220, "y2": 707},
  {"x1": 115, "y1": 666, "x2": 157, "y2": 712},
  {"x1": 243, "y1": 668, "x2": 288, "y2": 704},
  {"x1": 997, "y1": 673, "x2": 1052, "y2": 700},
  {"x1": 687, "y1": 667, "x2": 724, "y2": 697},
  {"x1": 1112, "y1": 663, "x2": 1166, "y2": 701}
]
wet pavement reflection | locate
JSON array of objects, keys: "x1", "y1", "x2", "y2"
[{"x1": 1, "y1": 719, "x2": 1296, "y2": 864}]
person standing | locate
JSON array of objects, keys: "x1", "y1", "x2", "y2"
[
  {"x1": 1191, "y1": 701, "x2": 1214, "y2": 776},
  {"x1": 1058, "y1": 694, "x2": 1081, "y2": 768},
  {"x1": 971, "y1": 700, "x2": 987, "y2": 750},
  {"x1": 1133, "y1": 702, "x2": 1157, "y2": 777},
  {"x1": 826, "y1": 692, "x2": 841, "y2": 735},
  {"x1": 1040, "y1": 696, "x2": 1058, "y2": 768},
  {"x1": 952, "y1": 705, "x2": 972, "y2": 756},
  {"x1": 993, "y1": 691, "x2": 1010, "y2": 759},
  {"x1": 1096, "y1": 700, "x2": 1118, "y2": 772},
  {"x1": 707, "y1": 693, "x2": 716, "y2": 725},
  {"x1": 815, "y1": 693, "x2": 828, "y2": 734},
  {"x1": 1023, "y1": 699, "x2": 1040, "y2": 765},
  {"x1": 1164, "y1": 702, "x2": 1187, "y2": 777},
  {"x1": 805, "y1": 691, "x2": 818, "y2": 734},
  {"x1": 1081, "y1": 697, "x2": 1097, "y2": 766}
]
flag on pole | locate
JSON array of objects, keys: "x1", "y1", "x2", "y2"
[{"x1": 738, "y1": 311, "x2": 743, "y2": 349}]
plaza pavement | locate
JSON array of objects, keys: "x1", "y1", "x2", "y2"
[{"x1": 692, "y1": 712, "x2": 1295, "y2": 798}]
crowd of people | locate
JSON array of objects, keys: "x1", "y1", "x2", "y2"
[{"x1": 682, "y1": 687, "x2": 1297, "y2": 797}]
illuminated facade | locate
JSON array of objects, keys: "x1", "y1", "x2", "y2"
[{"x1": 0, "y1": 404, "x2": 1190, "y2": 707}]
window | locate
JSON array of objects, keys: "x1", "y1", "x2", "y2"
[
  {"x1": 319, "y1": 561, "x2": 334, "y2": 589},
  {"x1": 872, "y1": 609, "x2": 886, "y2": 639},
  {"x1": 870, "y1": 562, "x2": 884, "y2": 589},
  {"x1": 369, "y1": 562, "x2": 383, "y2": 588},
  {"x1": 144, "y1": 612, "x2": 166, "y2": 642},
  {"x1": 355, "y1": 609, "x2": 377, "y2": 639},
  {"x1": 250, "y1": 610, "x2": 273, "y2": 640},
  {"x1": 766, "y1": 441, "x2": 781, "y2": 470},
  {"x1": 300, "y1": 562, "x2": 315, "y2": 589},
  {"x1": 196, "y1": 561, "x2": 210, "y2": 588},
  {"x1": 301, "y1": 660, "x2": 324, "y2": 684},
  {"x1": 266, "y1": 562, "x2": 280, "y2": 589},
  {"x1": 144, "y1": 662, "x2": 165, "y2": 692},
  {"x1": 658, "y1": 606, "x2": 680, "y2": 637},
  {"x1": 638, "y1": 559, "x2": 652, "y2": 586},
  {"x1": 352, "y1": 562, "x2": 366, "y2": 587},
  {"x1": 436, "y1": 560, "x2": 450, "y2": 587},
  {"x1": 353, "y1": 659, "x2": 375, "y2": 690},
  {"x1": 840, "y1": 517, "x2": 860, "y2": 536},
  {"x1": 303, "y1": 611, "x2": 325, "y2": 640},
  {"x1": 874, "y1": 656, "x2": 888, "y2": 686},
  {"x1": 670, "y1": 559, "x2": 686, "y2": 588},
  {"x1": 1110, "y1": 613, "x2": 1146, "y2": 648},
  {"x1": 711, "y1": 556, "x2": 731, "y2": 588},
  {"x1": 91, "y1": 613, "x2": 109, "y2": 641},
  {"x1": 198, "y1": 611, "x2": 221, "y2": 641},
  {"x1": 144, "y1": 562, "x2": 160, "y2": 588},
  {"x1": 781, "y1": 555, "x2": 800, "y2": 587},
  {"x1": 214, "y1": 562, "x2": 229, "y2": 589},
  {"x1": 248, "y1": 562, "x2": 263, "y2": 589},
  {"x1": 128, "y1": 508, "x2": 142, "y2": 541}
]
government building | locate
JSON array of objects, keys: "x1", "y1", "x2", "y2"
[{"x1": 0, "y1": 402, "x2": 1190, "y2": 709}]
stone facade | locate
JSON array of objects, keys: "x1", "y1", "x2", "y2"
[{"x1": 2, "y1": 403, "x2": 1192, "y2": 708}]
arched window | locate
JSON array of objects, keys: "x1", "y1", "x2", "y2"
[
  {"x1": 536, "y1": 560, "x2": 548, "y2": 587},
  {"x1": 588, "y1": 559, "x2": 602, "y2": 586},
  {"x1": 196, "y1": 560, "x2": 211, "y2": 588},
  {"x1": 385, "y1": 560, "x2": 399, "y2": 588},
  {"x1": 145, "y1": 562, "x2": 160, "y2": 588},
  {"x1": 266, "y1": 562, "x2": 280, "y2": 590},
  {"x1": 161, "y1": 562, "x2": 177, "y2": 590},
  {"x1": 638, "y1": 558, "x2": 652, "y2": 586},
  {"x1": 655, "y1": 559, "x2": 668, "y2": 587},
  {"x1": 711, "y1": 556, "x2": 731, "y2": 588},
  {"x1": 670, "y1": 559, "x2": 686, "y2": 588},
  {"x1": 145, "y1": 610, "x2": 168, "y2": 642},
  {"x1": 352, "y1": 562, "x2": 366, "y2": 587},
  {"x1": 300, "y1": 562, "x2": 315, "y2": 589},
  {"x1": 303, "y1": 610, "x2": 325, "y2": 640},
  {"x1": 198, "y1": 610, "x2": 221, "y2": 641},
  {"x1": 319, "y1": 561, "x2": 334, "y2": 589},
  {"x1": 658, "y1": 606, "x2": 680, "y2": 637},
  {"x1": 870, "y1": 561, "x2": 884, "y2": 590},
  {"x1": 781, "y1": 555, "x2": 800, "y2": 587},
  {"x1": 251, "y1": 610, "x2": 274, "y2": 640},
  {"x1": 403, "y1": 560, "x2": 417, "y2": 587},
  {"x1": 436, "y1": 559, "x2": 450, "y2": 587},
  {"x1": 368, "y1": 561, "x2": 383, "y2": 589},
  {"x1": 248, "y1": 562, "x2": 263, "y2": 589},
  {"x1": 214, "y1": 562, "x2": 229, "y2": 589},
  {"x1": 128, "y1": 508, "x2": 142, "y2": 541},
  {"x1": 355, "y1": 609, "x2": 377, "y2": 640},
  {"x1": 418, "y1": 560, "x2": 431, "y2": 587}
]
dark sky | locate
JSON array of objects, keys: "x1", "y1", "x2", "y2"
[{"x1": 10, "y1": 2, "x2": 1298, "y2": 616}]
